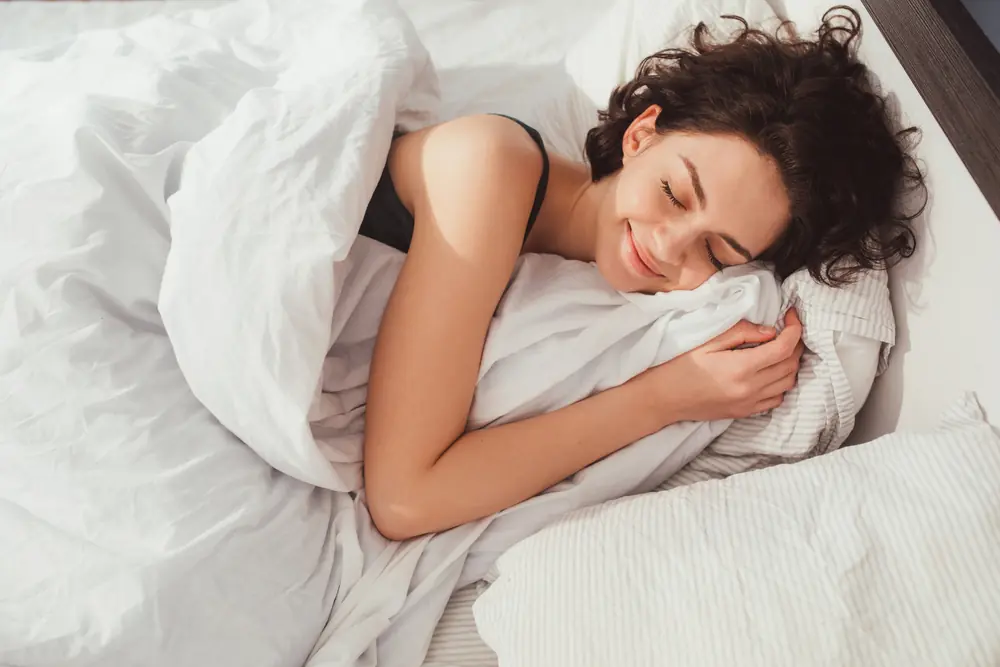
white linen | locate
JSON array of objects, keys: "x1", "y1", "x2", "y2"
[
  {"x1": 396, "y1": 0, "x2": 611, "y2": 125},
  {"x1": 564, "y1": 0, "x2": 779, "y2": 110},
  {"x1": 0, "y1": 4, "x2": 351, "y2": 666},
  {"x1": 474, "y1": 256, "x2": 782, "y2": 429},
  {"x1": 423, "y1": 584, "x2": 497, "y2": 667},
  {"x1": 665, "y1": 265, "x2": 894, "y2": 488},
  {"x1": 475, "y1": 393, "x2": 1000, "y2": 667},
  {"x1": 0, "y1": 1, "x2": 229, "y2": 52},
  {"x1": 5, "y1": 3, "x2": 996, "y2": 667},
  {"x1": 2, "y1": 1, "x2": 782, "y2": 666},
  {"x1": 534, "y1": 0, "x2": 779, "y2": 160}
]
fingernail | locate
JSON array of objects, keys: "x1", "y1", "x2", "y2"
[{"x1": 758, "y1": 326, "x2": 774, "y2": 334}]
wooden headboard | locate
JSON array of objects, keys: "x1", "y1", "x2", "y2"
[{"x1": 862, "y1": 0, "x2": 1000, "y2": 220}]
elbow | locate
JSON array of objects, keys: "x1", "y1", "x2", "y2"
[{"x1": 366, "y1": 482, "x2": 429, "y2": 542}]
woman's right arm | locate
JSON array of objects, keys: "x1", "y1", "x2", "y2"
[
  {"x1": 371, "y1": 310, "x2": 802, "y2": 540},
  {"x1": 361, "y1": 115, "x2": 803, "y2": 541}
]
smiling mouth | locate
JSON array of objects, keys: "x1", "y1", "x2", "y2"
[{"x1": 627, "y1": 222, "x2": 664, "y2": 277}]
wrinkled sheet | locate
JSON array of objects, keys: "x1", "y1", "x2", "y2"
[{"x1": 1, "y1": 0, "x2": 782, "y2": 665}]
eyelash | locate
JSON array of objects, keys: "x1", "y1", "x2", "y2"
[
  {"x1": 661, "y1": 179, "x2": 727, "y2": 271},
  {"x1": 660, "y1": 179, "x2": 684, "y2": 209},
  {"x1": 705, "y1": 240, "x2": 728, "y2": 271}
]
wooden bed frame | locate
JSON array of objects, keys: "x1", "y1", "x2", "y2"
[{"x1": 862, "y1": 0, "x2": 1000, "y2": 219}]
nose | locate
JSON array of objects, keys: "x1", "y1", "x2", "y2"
[{"x1": 650, "y1": 220, "x2": 698, "y2": 266}]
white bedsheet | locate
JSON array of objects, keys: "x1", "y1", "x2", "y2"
[{"x1": 1, "y1": 1, "x2": 782, "y2": 665}]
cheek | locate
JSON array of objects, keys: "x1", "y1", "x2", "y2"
[
  {"x1": 674, "y1": 262, "x2": 718, "y2": 292},
  {"x1": 593, "y1": 221, "x2": 633, "y2": 291},
  {"x1": 612, "y1": 167, "x2": 659, "y2": 221}
]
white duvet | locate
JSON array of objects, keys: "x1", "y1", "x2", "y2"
[{"x1": 0, "y1": 1, "x2": 782, "y2": 665}]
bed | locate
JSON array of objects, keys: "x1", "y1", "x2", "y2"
[{"x1": 1, "y1": 1, "x2": 998, "y2": 666}]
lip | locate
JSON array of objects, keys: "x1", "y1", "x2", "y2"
[{"x1": 624, "y1": 222, "x2": 664, "y2": 278}]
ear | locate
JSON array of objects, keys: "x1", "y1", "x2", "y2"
[{"x1": 621, "y1": 105, "x2": 662, "y2": 162}]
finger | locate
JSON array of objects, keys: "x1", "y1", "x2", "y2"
[
  {"x1": 759, "y1": 368, "x2": 798, "y2": 400},
  {"x1": 762, "y1": 340, "x2": 805, "y2": 375},
  {"x1": 784, "y1": 306, "x2": 801, "y2": 330},
  {"x1": 738, "y1": 317, "x2": 803, "y2": 368},
  {"x1": 754, "y1": 347, "x2": 801, "y2": 387},
  {"x1": 705, "y1": 320, "x2": 776, "y2": 352},
  {"x1": 751, "y1": 394, "x2": 785, "y2": 415}
]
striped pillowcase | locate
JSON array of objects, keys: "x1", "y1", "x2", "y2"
[{"x1": 663, "y1": 266, "x2": 894, "y2": 490}]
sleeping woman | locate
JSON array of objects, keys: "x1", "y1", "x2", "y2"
[{"x1": 360, "y1": 6, "x2": 924, "y2": 540}]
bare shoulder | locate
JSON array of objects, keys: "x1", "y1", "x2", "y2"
[{"x1": 388, "y1": 114, "x2": 544, "y2": 214}]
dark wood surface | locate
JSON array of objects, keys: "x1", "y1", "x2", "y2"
[{"x1": 862, "y1": 0, "x2": 1000, "y2": 220}]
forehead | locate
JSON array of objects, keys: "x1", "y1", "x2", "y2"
[{"x1": 648, "y1": 132, "x2": 791, "y2": 251}]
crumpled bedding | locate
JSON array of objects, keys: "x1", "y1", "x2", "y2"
[{"x1": 0, "y1": 0, "x2": 783, "y2": 665}]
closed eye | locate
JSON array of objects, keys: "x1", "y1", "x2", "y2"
[
  {"x1": 660, "y1": 179, "x2": 686, "y2": 210},
  {"x1": 705, "y1": 240, "x2": 730, "y2": 271}
]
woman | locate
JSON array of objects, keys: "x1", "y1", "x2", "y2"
[{"x1": 360, "y1": 6, "x2": 924, "y2": 540}]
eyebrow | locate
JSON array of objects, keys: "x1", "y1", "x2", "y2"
[
  {"x1": 681, "y1": 155, "x2": 754, "y2": 262},
  {"x1": 681, "y1": 156, "x2": 706, "y2": 209},
  {"x1": 720, "y1": 234, "x2": 754, "y2": 261}
]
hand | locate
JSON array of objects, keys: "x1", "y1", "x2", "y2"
[{"x1": 641, "y1": 308, "x2": 805, "y2": 423}]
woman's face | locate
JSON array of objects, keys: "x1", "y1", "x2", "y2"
[{"x1": 593, "y1": 106, "x2": 791, "y2": 293}]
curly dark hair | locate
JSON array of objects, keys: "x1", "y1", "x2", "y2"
[{"x1": 584, "y1": 6, "x2": 926, "y2": 285}]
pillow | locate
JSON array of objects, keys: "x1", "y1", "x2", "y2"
[
  {"x1": 534, "y1": 0, "x2": 779, "y2": 160},
  {"x1": 665, "y1": 265, "x2": 893, "y2": 488},
  {"x1": 565, "y1": 0, "x2": 778, "y2": 107},
  {"x1": 474, "y1": 393, "x2": 1000, "y2": 667}
]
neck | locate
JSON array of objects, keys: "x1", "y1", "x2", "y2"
[{"x1": 527, "y1": 155, "x2": 610, "y2": 263}]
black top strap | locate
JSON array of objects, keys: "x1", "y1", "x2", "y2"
[
  {"x1": 490, "y1": 114, "x2": 550, "y2": 243},
  {"x1": 358, "y1": 115, "x2": 550, "y2": 253}
]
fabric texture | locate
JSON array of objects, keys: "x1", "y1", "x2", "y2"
[
  {"x1": 474, "y1": 393, "x2": 1000, "y2": 667},
  {"x1": 2, "y1": 0, "x2": 899, "y2": 664},
  {"x1": 663, "y1": 265, "x2": 894, "y2": 488},
  {"x1": 1, "y1": 1, "x2": 782, "y2": 665},
  {"x1": 423, "y1": 584, "x2": 498, "y2": 667},
  {"x1": 0, "y1": 1, "x2": 420, "y2": 665}
]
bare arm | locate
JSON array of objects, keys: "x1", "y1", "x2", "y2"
[
  {"x1": 382, "y1": 373, "x2": 685, "y2": 536},
  {"x1": 398, "y1": 309, "x2": 807, "y2": 539},
  {"x1": 363, "y1": 115, "x2": 668, "y2": 540},
  {"x1": 363, "y1": 115, "x2": 804, "y2": 541}
]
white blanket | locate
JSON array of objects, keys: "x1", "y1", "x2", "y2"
[{"x1": 1, "y1": 1, "x2": 781, "y2": 665}]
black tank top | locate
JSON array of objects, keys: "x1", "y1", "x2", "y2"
[{"x1": 358, "y1": 115, "x2": 549, "y2": 253}]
